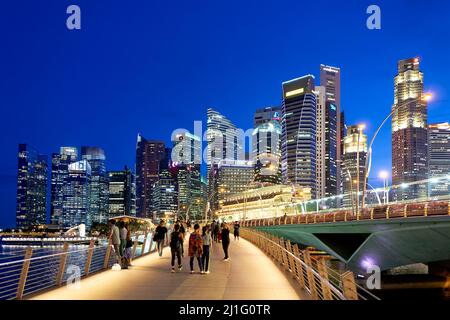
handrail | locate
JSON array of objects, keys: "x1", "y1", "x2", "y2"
[{"x1": 0, "y1": 230, "x2": 172, "y2": 300}]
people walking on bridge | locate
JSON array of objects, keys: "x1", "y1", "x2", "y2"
[
  {"x1": 108, "y1": 220, "x2": 121, "y2": 266},
  {"x1": 170, "y1": 224, "x2": 183, "y2": 272},
  {"x1": 221, "y1": 223, "x2": 230, "y2": 261},
  {"x1": 188, "y1": 223, "x2": 203, "y2": 274},
  {"x1": 213, "y1": 223, "x2": 220, "y2": 243},
  {"x1": 123, "y1": 224, "x2": 133, "y2": 269},
  {"x1": 119, "y1": 221, "x2": 128, "y2": 258},
  {"x1": 233, "y1": 221, "x2": 240, "y2": 241},
  {"x1": 178, "y1": 220, "x2": 186, "y2": 257},
  {"x1": 201, "y1": 225, "x2": 212, "y2": 274},
  {"x1": 154, "y1": 220, "x2": 168, "y2": 257}
]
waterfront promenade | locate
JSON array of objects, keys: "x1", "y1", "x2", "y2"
[{"x1": 30, "y1": 236, "x2": 307, "y2": 300}]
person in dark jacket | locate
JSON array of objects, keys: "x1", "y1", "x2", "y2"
[{"x1": 221, "y1": 223, "x2": 230, "y2": 261}]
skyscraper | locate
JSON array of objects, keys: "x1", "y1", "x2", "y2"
[
  {"x1": 206, "y1": 108, "x2": 239, "y2": 211},
  {"x1": 172, "y1": 132, "x2": 202, "y2": 220},
  {"x1": 392, "y1": 58, "x2": 428, "y2": 200},
  {"x1": 252, "y1": 120, "x2": 282, "y2": 184},
  {"x1": 81, "y1": 147, "x2": 109, "y2": 224},
  {"x1": 253, "y1": 106, "x2": 281, "y2": 127},
  {"x1": 108, "y1": 166, "x2": 136, "y2": 218},
  {"x1": 217, "y1": 160, "x2": 254, "y2": 207},
  {"x1": 135, "y1": 134, "x2": 166, "y2": 218},
  {"x1": 16, "y1": 144, "x2": 48, "y2": 228},
  {"x1": 320, "y1": 65, "x2": 341, "y2": 197},
  {"x1": 315, "y1": 86, "x2": 326, "y2": 199},
  {"x1": 342, "y1": 125, "x2": 367, "y2": 208},
  {"x1": 62, "y1": 160, "x2": 92, "y2": 229},
  {"x1": 50, "y1": 147, "x2": 78, "y2": 226},
  {"x1": 428, "y1": 122, "x2": 450, "y2": 197},
  {"x1": 281, "y1": 75, "x2": 317, "y2": 197}
]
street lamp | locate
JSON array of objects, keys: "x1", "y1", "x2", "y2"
[
  {"x1": 361, "y1": 92, "x2": 433, "y2": 209},
  {"x1": 379, "y1": 170, "x2": 389, "y2": 204}
]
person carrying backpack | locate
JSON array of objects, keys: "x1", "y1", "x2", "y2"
[{"x1": 170, "y1": 224, "x2": 183, "y2": 272}]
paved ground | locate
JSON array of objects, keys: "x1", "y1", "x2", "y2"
[{"x1": 30, "y1": 235, "x2": 307, "y2": 300}]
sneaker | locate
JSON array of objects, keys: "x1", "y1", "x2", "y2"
[
  {"x1": 201, "y1": 271, "x2": 205, "y2": 274},
  {"x1": 171, "y1": 268, "x2": 175, "y2": 273},
  {"x1": 205, "y1": 270, "x2": 210, "y2": 274},
  {"x1": 224, "y1": 258, "x2": 230, "y2": 261},
  {"x1": 178, "y1": 266, "x2": 183, "y2": 271},
  {"x1": 190, "y1": 270, "x2": 195, "y2": 274}
]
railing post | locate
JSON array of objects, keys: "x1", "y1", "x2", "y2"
[
  {"x1": 56, "y1": 242, "x2": 69, "y2": 286},
  {"x1": 84, "y1": 240, "x2": 95, "y2": 276},
  {"x1": 341, "y1": 271, "x2": 359, "y2": 300},
  {"x1": 286, "y1": 240, "x2": 295, "y2": 274},
  {"x1": 16, "y1": 247, "x2": 33, "y2": 300},
  {"x1": 292, "y1": 244, "x2": 305, "y2": 289},
  {"x1": 317, "y1": 257, "x2": 333, "y2": 300},
  {"x1": 131, "y1": 239, "x2": 139, "y2": 259},
  {"x1": 303, "y1": 250, "x2": 318, "y2": 300},
  {"x1": 141, "y1": 231, "x2": 149, "y2": 255},
  {"x1": 103, "y1": 239, "x2": 112, "y2": 269}
]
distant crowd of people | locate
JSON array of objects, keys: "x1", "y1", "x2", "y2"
[{"x1": 107, "y1": 218, "x2": 241, "y2": 274}]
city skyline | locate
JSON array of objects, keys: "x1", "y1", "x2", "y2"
[{"x1": 1, "y1": 1, "x2": 450, "y2": 227}]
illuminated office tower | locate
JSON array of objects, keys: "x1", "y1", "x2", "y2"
[
  {"x1": 252, "y1": 120, "x2": 282, "y2": 184},
  {"x1": 342, "y1": 125, "x2": 367, "y2": 208},
  {"x1": 315, "y1": 86, "x2": 326, "y2": 199},
  {"x1": 253, "y1": 106, "x2": 281, "y2": 127},
  {"x1": 50, "y1": 147, "x2": 78, "y2": 226},
  {"x1": 135, "y1": 134, "x2": 166, "y2": 218},
  {"x1": 217, "y1": 160, "x2": 254, "y2": 207},
  {"x1": 320, "y1": 65, "x2": 341, "y2": 197},
  {"x1": 281, "y1": 75, "x2": 317, "y2": 198},
  {"x1": 81, "y1": 147, "x2": 109, "y2": 224},
  {"x1": 62, "y1": 160, "x2": 92, "y2": 229},
  {"x1": 392, "y1": 58, "x2": 428, "y2": 200},
  {"x1": 206, "y1": 108, "x2": 239, "y2": 212},
  {"x1": 172, "y1": 132, "x2": 202, "y2": 220},
  {"x1": 108, "y1": 166, "x2": 136, "y2": 218},
  {"x1": 16, "y1": 144, "x2": 48, "y2": 228},
  {"x1": 428, "y1": 123, "x2": 450, "y2": 196}
]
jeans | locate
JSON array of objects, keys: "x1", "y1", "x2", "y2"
[
  {"x1": 222, "y1": 241, "x2": 230, "y2": 259},
  {"x1": 202, "y1": 245, "x2": 210, "y2": 272},
  {"x1": 171, "y1": 247, "x2": 182, "y2": 268},
  {"x1": 120, "y1": 239, "x2": 126, "y2": 256},
  {"x1": 190, "y1": 256, "x2": 203, "y2": 272},
  {"x1": 157, "y1": 239, "x2": 164, "y2": 256}
]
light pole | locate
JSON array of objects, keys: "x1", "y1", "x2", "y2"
[
  {"x1": 379, "y1": 171, "x2": 389, "y2": 205},
  {"x1": 362, "y1": 92, "x2": 432, "y2": 209}
]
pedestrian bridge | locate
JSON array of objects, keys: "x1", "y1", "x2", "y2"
[{"x1": 0, "y1": 228, "x2": 375, "y2": 300}]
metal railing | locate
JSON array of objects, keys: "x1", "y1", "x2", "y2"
[
  {"x1": 0, "y1": 230, "x2": 171, "y2": 300},
  {"x1": 240, "y1": 199, "x2": 450, "y2": 227},
  {"x1": 240, "y1": 228, "x2": 380, "y2": 300}
]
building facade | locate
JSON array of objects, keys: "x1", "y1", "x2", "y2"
[
  {"x1": 16, "y1": 144, "x2": 48, "y2": 228},
  {"x1": 428, "y1": 122, "x2": 450, "y2": 197},
  {"x1": 135, "y1": 134, "x2": 166, "y2": 218},
  {"x1": 50, "y1": 147, "x2": 78, "y2": 226},
  {"x1": 108, "y1": 166, "x2": 136, "y2": 218},
  {"x1": 62, "y1": 160, "x2": 92, "y2": 229},
  {"x1": 342, "y1": 125, "x2": 367, "y2": 209},
  {"x1": 217, "y1": 160, "x2": 254, "y2": 207},
  {"x1": 81, "y1": 147, "x2": 109, "y2": 224},
  {"x1": 391, "y1": 58, "x2": 428, "y2": 200},
  {"x1": 281, "y1": 75, "x2": 317, "y2": 198},
  {"x1": 320, "y1": 65, "x2": 341, "y2": 197},
  {"x1": 315, "y1": 86, "x2": 326, "y2": 199},
  {"x1": 253, "y1": 106, "x2": 281, "y2": 128},
  {"x1": 252, "y1": 120, "x2": 282, "y2": 184}
]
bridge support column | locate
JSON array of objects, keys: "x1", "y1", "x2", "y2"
[
  {"x1": 103, "y1": 239, "x2": 112, "y2": 269},
  {"x1": 292, "y1": 244, "x2": 305, "y2": 289},
  {"x1": 84, "y1": 239, "x2": 95, "y2": 276}
]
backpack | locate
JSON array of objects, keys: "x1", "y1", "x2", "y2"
[{"x1": 170, "y1": 231, "x2": 181, "y2": 250}]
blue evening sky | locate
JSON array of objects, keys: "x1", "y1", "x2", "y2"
[{"x1": 0, "y1": 0, "x2": 449, "y2": 228}]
